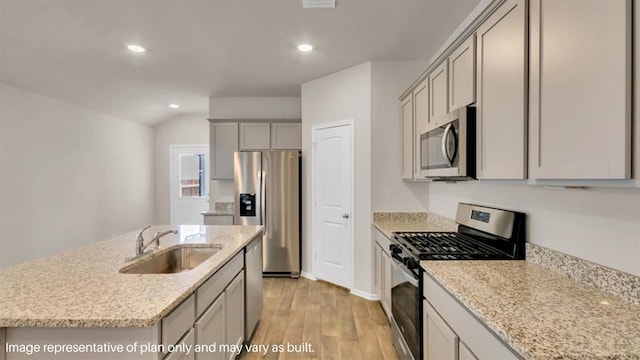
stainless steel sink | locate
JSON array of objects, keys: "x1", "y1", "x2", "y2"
[{"x1": 121, "y1": 245, "x2": 223, "y2": 274}]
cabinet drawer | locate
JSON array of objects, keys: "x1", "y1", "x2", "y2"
[
  {"x1": 197, "y1": 251, "x2": 244, "y2": 318},
  {"x1": 163, "y1": 327, "x2": 195, "y2": 360},
  {"x1": 424, "y1": 274, "x2": 518, "y2": 359},
  {"x1": 162, "y1": 294, "x2": 195, "y2": 351}
]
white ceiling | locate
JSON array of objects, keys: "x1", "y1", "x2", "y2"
[{"x1": 0, "y1": 0, "x2": 480, "y2": 126}]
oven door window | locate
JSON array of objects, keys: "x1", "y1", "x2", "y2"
[
  {"x1": 421, "y1": 121, "x2": 459, "y2": 170},
  {"x1": 391, "y1": 258, "x2": 420, "y2": 360}
]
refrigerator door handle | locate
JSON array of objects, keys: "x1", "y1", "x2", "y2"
[{"x1": 260, "y1": 169, "x2": 266, "y2": 236}]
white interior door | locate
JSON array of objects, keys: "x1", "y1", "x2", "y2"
[
  {"x1": 170, "y1": 145, "x2": 209, "y2": 225},
  {"x1": 312, "y1": 121, "x2": 354, "y2": 289}
]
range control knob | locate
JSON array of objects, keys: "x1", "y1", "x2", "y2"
[{"x1": 390, "y1": 244, "x2": 401, "y2": 255}]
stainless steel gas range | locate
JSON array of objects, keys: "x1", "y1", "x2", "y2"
[{"x1": 389, "y1": 203, "x2": 526, "y2": 360}]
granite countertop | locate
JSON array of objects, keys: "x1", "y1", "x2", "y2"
[
  {"x1": 421, "y1": 260, "x2": 640, "y2": 360},
  {"x1": 372, "y1": 212, "x2": 457, "y2": 238},
  {"x1": 0, "y1": 225, "x2": 262, "y2": 328},
  {"x1": 200, "y1": 210, "x2": 234, "y2": 215}
]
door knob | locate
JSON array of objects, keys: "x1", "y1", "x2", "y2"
[{"x1": 342, "y1": 213, "x2": 350, "y2": 219}]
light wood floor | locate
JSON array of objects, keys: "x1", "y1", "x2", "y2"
[{"x1": 240, "y1": 277, "x2": 400, "y2": 360}]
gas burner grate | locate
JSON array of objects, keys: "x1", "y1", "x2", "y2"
[{"x1": 393, "y1": 232, "x2": 509, "y2": 260}]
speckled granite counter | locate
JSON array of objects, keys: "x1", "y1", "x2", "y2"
[
  {"x1": 0, "y1": 225, "x2": 262, "y2": 328},
  {"x1": 372, "y1": 212, "x2": 457, "y2": 238},
  {"x1": 421, "y1": 260, "x2": 640, "y2": 360}
]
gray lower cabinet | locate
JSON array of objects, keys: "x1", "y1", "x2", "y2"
[
  {"x1": 374, "y1": 230, "x2": 392, "y2": 319},
  {"x1": 164, "y1": 251, "x2": 245, "y2": 360},
  {"x1": 459, "y1": 341, "x2": 479, "y2": 360},
  {"x1": 195, "y1": 295, "x2": 226, "y2": 360},
  {"x1": 162, "y1": 295, "x2": 195, "y2": 355},
  {"x1": 164, "y1": 329, "x2": 195, "y2": 360},
  {"x1": 424, "y1": 273, "x2": 517, "y2": 359},
  {"x1": 424, "y1": 302, "x2": 458, "y2": 360},
  {"x1": 225, "y1": 273, "x2": 245, "y2": 360}
]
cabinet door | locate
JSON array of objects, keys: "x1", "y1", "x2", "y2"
[
  {"x1": 413, "y1": 79, "x2": 428, "y2": 178},
  {"x1": 239, "y1": 123, "x2": 270, "y2": 150},
  {"x1": 271, "y1": 123, "x2": 301, "y2": 150},
  {"x1": 225, "y1": 272, "x2": 245, "y2": 360},
  {"x1": 164, "y1": 328, "x2": 195, "y2": 360},
  {"x1": 428, "y1": 61, "x2": 449, "y2": 126},
  {"x1": 476, "y1": 0, "x2": 527, "y2": 179},
  {"x1": 459, "y1": 341, "x2": 479, "y2": 360},
  {"x1": 425, "y1": 301, "x2": 458, "y2": 360},
  {"x1": 529, "y1": 0, "x2": 631, "y2": 179},
  {"x1": 211, "y1": 123, "x2": 238, "y2": 180},
  {"x1": 401, "y1": 95, "x2": 414, "y2": 180},
  {"x1": 449, "y1": 35, "x2": 476, "y2": 110},
  {"x1": 381, "y1": 250, "x2": 392, "y2": 319},
  {"x1": 195, "y1": 295, "x2": 226, "y2": 360},
  {"x1": 374, "y1": 244, "x2": 382, "y2": 299}
]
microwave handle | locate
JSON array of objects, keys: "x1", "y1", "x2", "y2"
[{"x1": 441, "y1": 123, "x2": 455, "y2": 165}]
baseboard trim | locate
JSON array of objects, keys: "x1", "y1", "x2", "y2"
[
  {"x1": 300, "y1": 271, "x2": 317, "y2": 281},
  {"x1": 350, "y1": 288, "x2": 379, "y2": 301}
]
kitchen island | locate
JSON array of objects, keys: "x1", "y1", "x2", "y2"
[{"x1": 0, "y1": 225, "x2": 263, "y2": 360}]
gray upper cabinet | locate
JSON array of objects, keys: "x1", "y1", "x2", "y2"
[
  {"x1": 413, "y1": 79, "x2": 428, "y2": 179},
  {"x1": 529, "y1": 0, "x2": 631, "y2": 180},
  {"x1": 239, "y1": 123, "x2": 271, "y2": 150},
  {"x1": 476, "y1": 0, "x2": 527, "y2": 179},
  {"x1": 271, "y1": 122, "x2": 302, "y2": 150},
  {"x1": 448, "y1": 35, "x2": 476, "y2": 111},
  {"x1": 401, "y1": 94, "x2": 414, "y2": 180},
  {"x1": 210, "y1": 120, "x2": 300, "y2": 180},
  {"x1": 428, "y1": 61, "x2": 449, "y2": 127},
  {"x1": 211, "y1": 123, "x2": 238, "y2": 180}
]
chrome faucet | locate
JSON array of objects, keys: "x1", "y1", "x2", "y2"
[
  {"x1": 130, "y1": 226, "x2": 177, "y2": 260},
  {"x1": 134, "y1": 226, "x2": 151, "y2": 257},
  {"x1": 146, "y1": 229, "x2": 178, "y2": 251}
]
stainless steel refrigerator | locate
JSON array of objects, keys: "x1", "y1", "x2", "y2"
[{"x1": 233, "y1": 151, "x2": 301, "y2": 278}]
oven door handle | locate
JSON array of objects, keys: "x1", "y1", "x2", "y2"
[{"x1": 392, "y1": 257, "x2": 419, "y2": 287}]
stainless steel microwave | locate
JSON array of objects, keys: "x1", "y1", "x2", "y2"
[{"x1": 420, "y1": 106, "x2": 476, "y2": 180}]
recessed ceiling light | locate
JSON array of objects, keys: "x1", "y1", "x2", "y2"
[
  {"x1": 297, "y1": 44, "x2": 313, "y2": 52},
  {"x1": 127, "y1": 44, "x2": 146, "y2": 53},
  {"x1": 169, "y1": 104, "x2": 180, "y2": 109}
]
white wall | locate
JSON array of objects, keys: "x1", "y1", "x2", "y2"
[
  {"x1": 153, "y1": 114, "x2": 209, "y2": 224},
  {"x1": 301, "y1": 62, "x2": 373, "y2": 294},
  {"x1": 0, "y1": 83, "x2": 154, "y2": 268},
  {"x1": 371, "y1": 61, "x2": 430, "y2": 212},
  {"x1": 209, "y1": 97, "x2": 301, "y2": 119}
]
